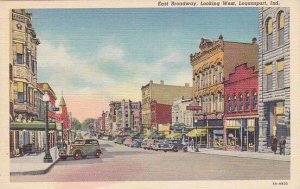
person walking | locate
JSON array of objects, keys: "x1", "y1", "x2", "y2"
[
  {"x1": 271, "y1": 135, "x2": 278, "y2": 154},
  {"x1": 279, "y1": 136, "x2": 286, "y2": 155}
]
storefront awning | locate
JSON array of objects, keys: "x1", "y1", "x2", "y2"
[
  {"x1": 166, "y1": 132, "x2": 181, "y2": 139},
  {"x1": 10, "y1": 121, "x2": 57, "y2": 131},
  {"x1": 226, "y1": 126, "x2": 240, "y2": 129},
  {"x1": 186, "y1": 129, "x2": 206, "y2": 137}
]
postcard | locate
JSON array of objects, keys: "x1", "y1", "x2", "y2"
[{"x1": 0, "y1": 0, "x2": 299, "y2": 189}]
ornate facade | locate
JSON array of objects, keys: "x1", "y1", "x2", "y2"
[{"x1": 190, "y1": 35, "x2": 258, "y2": 149}]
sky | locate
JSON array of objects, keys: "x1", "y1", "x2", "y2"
[{"x1": 29, "y1": 8, "x2": 259, "y2": 122}]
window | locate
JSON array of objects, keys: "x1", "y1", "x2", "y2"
[
  {"x1": 227, "y1": 96, "x2": 231, "y2": 113},
  {"x1": 211, "y1": 94, "x2": 215, "y2": 112},
  {"x1": 277, "y1": 60, "x2": 284, "y2": 88},
  {"x1": 266, "y1": 18, "x2": 273, "y2": 51},
  {"x1": 31, "y1": 58, "x2": 35, "y2": 73},
  {"x1": 218, "y1": 93, "x2": 222, "y2": 112},
  {"x1": 278, "y1": 11, "x2": 285, "y2": 46},
  {"x1": 245, "y1": 93, "x2": 250, "y2": 111},
  {"x1": 9, "y1": 64, "x2": 13, "y2": 80},
  {"x1": 212, "y1": 68, "x2": 216, "y2": 84},
  {"x1": 253, "y1": 92, "x2": 257, "y2": 110},
  {"x1": 238, "y1": 94, "x2": 243, "y2": 111},
  {"x1": 17, "y1": 82, "x2": 24, "y2": 103},
  {"x1": 218, "y1": 65, "x2": 223, "y2": 83},
  {"x1": 233, "y1": 95, "x2": 237, "y2": 112},
  {"x1": 265, "y1": 64, "x2": 273, "y2": 91},
  {"x1": 16, "y1": 53, "x2": 23, "y2": 64}
]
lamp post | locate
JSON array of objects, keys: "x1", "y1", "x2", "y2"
[{"x1": 43, "y1": 92, "x2": 53, "y2": 163}]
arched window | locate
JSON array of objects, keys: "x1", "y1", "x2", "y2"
[
  {"x1": 253, "y1": 92, "x2": 257, "y2": 110},
  {"x1": 218, "y1": 64, "x2": 223, "y2": 83},
  {"x1": 211, "y1": 94, "x2": 215, "y2": 112},
  {"x1": 218, "y1": 92, "x2": 223, "y2": 112},
  {"x1": 233, "y1": 95, "x2": 237, "y2": 112},
  {"x1": 245, "y1": 93, "x2": 250, "y2": 111},
  {"x1": 227, "y1": 96, "x2": 231, "y2": 113},
  {"x1": 266, "y1": 18, "x2": 273, "y2": 51},
  {"x1": 277, "y1": 11, "x2": 285, "y2": 46},
  {"x1": 238, "y1": 94, "x2": 243, "y2": 111}
]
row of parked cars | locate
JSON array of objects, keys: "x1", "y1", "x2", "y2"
[{"x1": 114, "y1": 137, "x2": 187, "y2": 152}]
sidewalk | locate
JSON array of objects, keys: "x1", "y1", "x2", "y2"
[
  {"x1": 188, "y1": 147, "x2": 290, "y2": 162},
  {"x1": 10, "y1": 147, "x2": 60, "y2": 176}
]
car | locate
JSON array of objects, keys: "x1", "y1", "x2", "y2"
[
  {"x1": 130, "y1": 139, "x2": 143, "y2": 148},
  {"x1": 141, "y1": 139, "x2": 155, "y2": 150},
  {"x1": 123, "y1": 137, "x2": 133, "y2": 146},
  {"x1": 152, "y1": 140, "x2": 167, "y2": 151},
  {"x1": 154, "y1": 139, "x2": 184, "y2": 152},
  {"x1": 114, "y1": 137, "x2": 124, "y2": 144},
  {"x1": 59, "y1": 139, "x2": 102, "y2": 160}
]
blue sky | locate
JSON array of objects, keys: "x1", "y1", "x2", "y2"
[{"x1": 29, "y1": 8, "x2": 258, "y2": 120}]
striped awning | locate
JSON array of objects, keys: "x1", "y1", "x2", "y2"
[
  {"x1": 166, "y1": 132, "x2": 181, "y2": 139},
  {"x1": 186, "y1": 129, "x2": 206, "y2": 137}
]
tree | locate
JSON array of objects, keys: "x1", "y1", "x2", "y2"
[
  {"x1": 71, "y1": 118, "x2": 81, "y2": 130},
  {"x1": 81, "y1": 118, "x2": 95, "y2": 131}
]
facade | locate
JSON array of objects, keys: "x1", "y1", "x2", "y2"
[
  {"x1": 151, "y1": 100, "x2": 172, "y2": 130},
  {"x1": 131, "y1": 101, "x2": 142, "y2": 132},
  {"x1": 37, "y1": 83, "x2": 57, "y2": 121},
  {"x1": 56, "y1": 95, "x2": 70, "y2": 142},
  {"x1": 190, "y1": 35, "x2": 258, "y2": 149},
  {"x1": 258, "y1": 8, "x2": 290, "y2": 154},
  {"x1": 224, "y1": 63, "x2": 259, "y2": 151},
  {"x1": 172, "y1": 96, "x2": 193, "y2": 127},
  {"x1": 109, "y1": 101, "x2": 121, "y2": 133},
  {"x1": 10, "y1": 9, "x2": 40, "y2": 122},
  {"x1": 101, "y1": 111, "x2": 106, "y2": 131},
  {"x1": 141, "y1": 80, "x2": 192, "y2": 134}
]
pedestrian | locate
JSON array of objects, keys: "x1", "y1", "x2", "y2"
[
  {"x1": 271, "y1": 135, "x2": 278, "y2": 154},
  {"x1": 279, "y1": 136, "x2": 286, "y2": 155},
  {"x1": 63, "y1": 140, "x2": 67, "y2": 151}
]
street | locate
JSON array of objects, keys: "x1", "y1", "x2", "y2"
[{"x1": 10, "y1": 140, "x2": 290, "y2": 182}]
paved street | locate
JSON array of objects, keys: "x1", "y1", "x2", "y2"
[{"x1": 11, "y1": 140, "x2": 290, "y2": 182}]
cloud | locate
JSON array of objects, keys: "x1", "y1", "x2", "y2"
[{"x1": 97, "y1": 45, "x2": 125, "y2": 63}]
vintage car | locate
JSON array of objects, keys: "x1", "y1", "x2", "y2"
[
  {"x1": 123, "y1": 137, "x2": 133, "y2": 147},
  {"x1": 141, "y1": 139, "x2": 155, "y2": 150},
  {"x1": 130, "y1": 139, "x2": 143, "y2": 148},
  {"x1": 59, "y1": 139, "x2": 102, "y2": 160},
  {"x1": 153, "y1": 139, "x2": 184, "y2": 152}
]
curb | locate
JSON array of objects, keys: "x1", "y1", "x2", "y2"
[
  {"x1": 10, "y1": 158, "x2": 60, "y2": 176},
  {"x1": 188, "y1": 151, "x2": 290, "y2": 162}
]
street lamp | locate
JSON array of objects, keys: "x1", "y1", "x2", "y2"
[{"x1": 42, "y1": 92, "x2": 53, "y2": 163}]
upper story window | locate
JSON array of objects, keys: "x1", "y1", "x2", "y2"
[
  {"x1": 277, "y1": 59, "x2": 285, "y2": 89},
  {"x1": 16, "y1": 43, "x2": 24, "y2": 64},
  {"x1": 17, "y1": 82, "x2": 25, "y2": 103},
  {"x1": 253, "y1": 92, "x2": 257, "y2": 110},
  {"x1": 233, "y1": 95, "x2": 237, "y2": 112},
  {"x1": 218, "y1": 93, "x2": 222, "y2": 112},
  {"x1": 266, "y1": 18, "x2": 273, "y2": 51},
  {"x1": 212, "y1": 68, "x2": 216, "y2": 84},
  {"x1": 265, "y1": 64, "x2": 273, "y2": 91},
  {"x1": 16, "y1": 53, "x2": 23, "y2": 64},
  {"x1": 218, "y1": 64, "x2": 223, "y2": 83},
  {"x1": 238, "y1": 94, "x2": 243, "y2": 111},
  {"x1": 227, "y1": 96, "x2": 231, "y2": 113},
  {"x1": 211, "y1": 94, "x2": 215, "y2": 112},
  {"x1": 277, "y1": 11, "x2": 285, "y2": 46},
  {"x1": 245, "y1": 93, "x2": 250, "y2": 111}
]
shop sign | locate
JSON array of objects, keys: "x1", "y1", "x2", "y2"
[{"x1": 275, "y1": 102, "x2": 284, "y2": 115}]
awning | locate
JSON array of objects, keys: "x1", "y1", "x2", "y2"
[
  {"x1": 166, "y1": 132, "x2": 181, "y2": 139},
  {"x1": 10, "y1": 121, "x2": 57, "y2": 131},
  {"x1": 226, "y1": 126, "x2": 240, "y2": 129},
  {"x1": 186, "y1": 129, "x2": 206, "y2": 137}
]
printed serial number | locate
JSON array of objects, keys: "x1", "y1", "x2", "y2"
[{"x1": 273, "y1": 182, "x2": 288, "y2": 185}]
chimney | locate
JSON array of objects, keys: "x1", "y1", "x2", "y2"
[
  {"x1": 185, "y1": 83, "x2": 189, "y2": 87},
  {"x1": 252, "y1": 37, "x2": 257, "y2": 44},
  {"x1": 160, "y1": 80, "x2": 164, "y2": 85}
]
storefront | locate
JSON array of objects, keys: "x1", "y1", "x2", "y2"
[{"x1": 224, "y1": 118, "x2": 258, "y2": 151}]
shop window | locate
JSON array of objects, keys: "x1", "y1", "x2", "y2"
[
  {"x1": 238, "y1": 94, "x2": 243, "y2": 111},
  {"x1": 245, "y1": 93, "x2": 250, "y2": 111},
  {"x1": 253, "y1": 92, "x2": 257, "y2": 110},
  {"x1": 277, "y1": 11, "x2": 285, "y2": 46},
  {"x1": 266, "y1": 17, "x2": 273, "y2": 51}
]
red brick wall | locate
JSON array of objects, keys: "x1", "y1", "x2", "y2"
[
  {"x1": 224, "y1": 63, "x2": 258, "y2": 118},
  {"x1": 151, "y1": 100, "x2": 172, "y2": 127}
]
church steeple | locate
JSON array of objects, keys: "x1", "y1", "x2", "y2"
[{"x1": 59, "y1": 91, "x2": 66, "y2": 106}]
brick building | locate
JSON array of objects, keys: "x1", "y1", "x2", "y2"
[
  {"x1": 151, "y1": 100, "x2": 172, "y2": 130},
  {"x1": 224, "y1": 63, "x2": 258, "y2": 151},
  {"x1": 190, "y1": 35, "x2": 258, "y2": 149},
  {"x1": 258, "y1": 8, "x2": 290, "y2": 154}
]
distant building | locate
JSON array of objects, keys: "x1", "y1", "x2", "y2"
[
  {"x1": 258, "y1": 8, "x2": 290, "y2": 154},
  {"x1": 151, "y1": 100, "x2": 172, "y2": 131},
  {"x1": 141, "y1": 80, "x2": 192, "y2": 134},
  {"x1": 109, "y1": 101, "x2": 121, "y2": 133},
  {"x1": 172, "y1": 96, "x2": 193, "y2": 127}
]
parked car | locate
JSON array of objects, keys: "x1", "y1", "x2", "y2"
[
  {"x1": 152, "y1": 140, "x2": 167, "y2": 151},
  {"x1": 130, "y1": 139, "x2": 143, "y2": 148},
  {"x1": 123, "y1": 137, "x2": 133, "y2": 146},
  {"x1": 114, "y1": 137, "x2": 123, "y2": 144},
  {"x1": 59, "y1": 139, "x2": 102, "y2": 160},
  {"x1": 141, "y1": 139, "x2": 155, "y2": 150},
  {"x1": 154, "y1": 139, "x2": 184, "y2": 152}
]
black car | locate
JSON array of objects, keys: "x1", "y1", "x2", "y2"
[
  {"x1": 130, "y1": 139, "x2": 143, "y2": 148},
  {"x1": 153, "y1": 139, "x2": 184, "y2": 152}
]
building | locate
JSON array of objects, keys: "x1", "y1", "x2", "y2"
[
  {"x1": 131, "y1": 101, "x2": 142, "y2": 132},
  {"x1": 172, "y1": 96, "x2": 193, "y2": 127},
  {"x1": 190, "y1": 35, "x2": 258, "y2": 149},
  {"x1": 258, "y1": 8, "x2": 290, "y2": 154},
  {"x1": 10, "y1": 9, "x2": 40, "y2": 122},
  {"x1": 224, "y1": 63, "x2": 258, "y2": 151},
  {"x1": 141, "y1": 80, "x2": 192, "y2": 134},
  {"x1": 151, "y1": 100, "x2": 172, "y2": 131},
  {"x1": 109, "y1": 101, "x2": 121, "y2": 133},
  {"x1": 56, "y1": 95, "x2": 71, "y2": 143}
]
